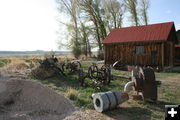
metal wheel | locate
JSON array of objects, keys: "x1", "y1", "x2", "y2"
[
  {"x1": 72, "y1": 61, "x2": 81, "y2": 72},
  {"x1": 100, "y1": 65, "x2": 111, "y2": 85},
  {"x1": 88, "y1": 64, "x2": 99, "y2": 79},
  {"x1": 78, "y1": 68, "x2": 85, "y2": 86}
]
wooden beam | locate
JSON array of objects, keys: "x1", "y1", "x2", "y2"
[
  {"x1": 104, "y1": 45, "x2": 106, "y2": 64},
  {"x1": 161, "y1": 43, "x2": 164, "y2": 69}
]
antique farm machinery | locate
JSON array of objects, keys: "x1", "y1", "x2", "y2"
[
  {"x1": 62, "y1": 60, "x2": 81, "y2": 73},
  {"x1": 78, "y1": 63, "x2": 111, "y2": 86},
  {"x1": 125, "y1": 67, "x2": 161, "y2": 101},
  {"x1": 31, "y1": 56, "x2": 65, "y2": 79},
  {"x1": 112, "y1": 60, "x2": 161, "y2": 101},
  {"x1": 31, "y1": 57, "x2": 82, "y2": 78}
]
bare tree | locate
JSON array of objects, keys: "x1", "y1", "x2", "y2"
[
  {"x1": 140, "y1": 0, "x2": 150, "y2": 25},
  {"x1": 78, "y1": 0, "x2": 107, "y2": 51},
  {"x1": 79, "y1": 22, "x2": 92, "y2": 57},
  {"x1": 57, "y1": 0, "x2": 82, "y2": 58},
  {"x1": 124, "y1": 0, "x2": 139, "y2": 26}
]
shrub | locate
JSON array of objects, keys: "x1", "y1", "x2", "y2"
[
  {"x1": 66, "y1": 88, "x2": 78, "y2": 100},
  {"x1": 0, "y1": 59, "x2": 11, "y2": 67}
]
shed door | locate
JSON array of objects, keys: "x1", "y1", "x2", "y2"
[{"x1": 151, "y1": 51, "x2": 157, "y2": 66}]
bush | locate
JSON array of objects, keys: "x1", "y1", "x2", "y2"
[
  {"x1": 72, "y1": 46, "x2": 82, "y2": 59},
  {"x1": 0, "y1": 59, "x2": 11, "y2": 67},
  {"x1": 66, "y1": 88, "x2": 78, "y2": 100}
]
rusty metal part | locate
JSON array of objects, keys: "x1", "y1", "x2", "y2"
[
  {"x1": 62, "y1": 60, "x2": 81, "y2": 73},
  {"x1": 78, "y1": 68, "x2": 86, "y2": 86},
  {"x1": 112, "y1": 61, "x2": 138, "y2": 71},
  {"x1": 88, "y1": 63, "x2": 111, "y2": 85},
  {"x1": 78, "y1": 63, "x2": 112, "y2": 86},
  {"x1": 31, "y1": 57, "x2": 65, "y2": 79},
  {"x1": 88, "y1": 63, "x2": 99, "y2": 79},
  {"x1": 100, "y1": 65, "x2": 111, "y2": 84},
  {"x1": 132, "y1": 67, "x2": 161, "y2": 101}
]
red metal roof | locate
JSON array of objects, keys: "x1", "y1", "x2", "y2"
[
  {"x1": 175, "y1": 45, "x2": 180, "y2": 48},
  {"x1": 102, "y1": 22, "x2": 174, "y2": 44}
]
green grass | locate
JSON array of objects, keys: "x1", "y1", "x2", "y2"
[
  {"x1": 29, "y1": 61, "x2": 180, "y2": 120},
  {"x1": 0, "y1": 59, "x2": 11, "y2": 67},
  {"x1": 155, "y1": 72, "x2": 180, "y2": 78}
]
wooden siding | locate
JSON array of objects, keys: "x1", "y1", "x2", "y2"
[{"x1": 105, "y1": 43, "x2": 163, "y2": 66}]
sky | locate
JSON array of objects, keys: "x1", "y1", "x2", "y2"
[{"x1": 0, "y1": 0, "x2": 180, "y2": 51}]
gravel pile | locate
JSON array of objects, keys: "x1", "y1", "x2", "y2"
[{"x1": 0, "y1": 79, "x2": 75, "y2": 120}]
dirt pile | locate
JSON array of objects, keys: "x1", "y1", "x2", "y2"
[{"x1": 0, "y1": 79, "x2": 75, "y2": 120}]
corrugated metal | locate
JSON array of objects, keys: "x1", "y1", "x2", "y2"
[{"x1": 102, "y1": 22, "x2": 174, "y2": 44}]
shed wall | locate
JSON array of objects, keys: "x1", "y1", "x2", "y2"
[{"x1": 105, "y1": 43, "x2": 163, "y2": 66}]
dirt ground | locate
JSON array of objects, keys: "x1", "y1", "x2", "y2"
[{"x1": 0, "y1": 72, "x2": 76, "y2": 120}]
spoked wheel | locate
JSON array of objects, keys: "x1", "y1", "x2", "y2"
[
  {"x1": 100, "y1": 65, "x2": 111, "y2": 85},
  {"x1": 96, "y1": 71, "x2": 106, "y2": 85},
  {"x1": 88, "y1": 64, "x2": 99, "y2": 79},
  {"x1": 78, "y1": 68, "x2": 85, "y2": 86},
  {"x1": 71, "y1": 61, "x2": 81, "y2": 72},
  {"x1": 62, "y1": 62, "x2": 72, "y2": 73}
]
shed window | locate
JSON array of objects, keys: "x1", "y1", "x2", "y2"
[{"x1": 136, "y1": 46, "x2": 144, "y2": 54}]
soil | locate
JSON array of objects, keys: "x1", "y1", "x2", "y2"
[{"x1": 0, "y1": 74, "x2": 75, "y2": 120}]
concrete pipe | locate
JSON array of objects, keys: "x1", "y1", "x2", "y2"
[
  {"x1": 124, "y1": 81, "x2": 135, "y2": 92},
  {"x1": 92, "y1": 91, "x2": 129, "y2": 112}
]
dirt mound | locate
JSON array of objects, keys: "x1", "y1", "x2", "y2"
[{"x1": 0, "y1": 79, "x2": 75, "y2": 120}]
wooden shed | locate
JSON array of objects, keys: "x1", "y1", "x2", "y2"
[{"x1": 102, "y1": 22, "x2": 177, "y2": 69}]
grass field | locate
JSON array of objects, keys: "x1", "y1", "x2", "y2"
[{"x1": 1, "y1": 57, "x2": 180, "y2": 120}]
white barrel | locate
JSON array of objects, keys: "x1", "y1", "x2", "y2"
[{"x1": 92, "y1": 91, "x2": 129, "y2": 112}]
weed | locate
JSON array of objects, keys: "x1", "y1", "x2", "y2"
[
  {"x1": 0, "y1": 59, "x2": 11, "y2": 67},
  {"x1": 66, "y1": 87, "x2": 78, "y2": 100}
]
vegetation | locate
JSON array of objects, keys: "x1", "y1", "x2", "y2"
[
  {"x1": 24, "y1": 58, "x2": 40, "y2": 63},
  {"x1": 56, "y1": 0, "x2": 150, "y2": 58},
  {"x1": 1, "y1": 57, "x2": 180, "y2": 119},
  {"x1": 0, "y1": 59, "x2": 11, "y2": 67},
  {"x1": 28, "y1": 59, "x2": 180, "y2": 120}
]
